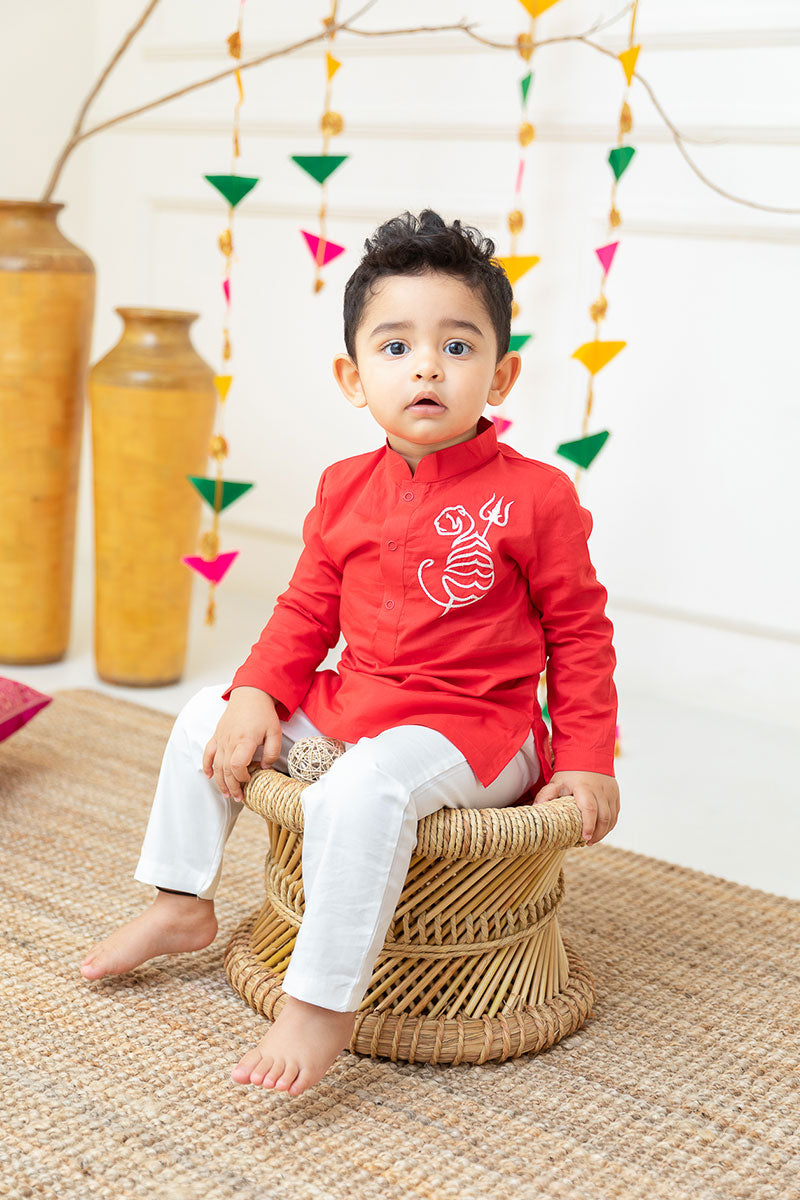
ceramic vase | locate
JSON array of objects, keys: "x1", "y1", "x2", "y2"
[
  {"x1": 0, "y1": 200, "x2": 95, "y2": 663},
  {"x1": 89, "y1": 308, "x2": 216, "y2": 685}
]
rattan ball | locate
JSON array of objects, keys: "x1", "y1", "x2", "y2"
[{"x1": 287, "y1": 736, "x2": 346, "y2": 782}]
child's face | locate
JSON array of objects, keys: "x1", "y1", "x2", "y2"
[{"x1": 333, "y1": 271, "x2": 521, "y2": 468}]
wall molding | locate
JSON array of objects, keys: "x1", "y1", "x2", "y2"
[
  {"x1": 117, "y1": 116, "x2": 800, "y2": 149},
  {"x1": 148, "y1": 195, "x2": 800, "y2": 246},
  {"x1": 609, "y1": 595, "x2": 800, "y2": 645}
]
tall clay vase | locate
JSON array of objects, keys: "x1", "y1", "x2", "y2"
[
  {"x1": 90, "y1": 308, "x2": 216, "y2": 686},
  {"x1": 0, "y1": 200, "x2": 95, "y2": 663}
]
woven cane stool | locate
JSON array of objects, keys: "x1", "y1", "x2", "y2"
[{"x1": 225, "y1": 768, "x2": 595, "y2": 1065}]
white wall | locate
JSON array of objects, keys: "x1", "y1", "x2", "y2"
[
  {"x1": 0, "y1": 0, "x2": 96, "y2": 250},
  {"x1": 4, "y1": 0, "x2": 799, "y2": 735}
]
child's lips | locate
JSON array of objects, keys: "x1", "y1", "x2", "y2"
[{"x1": 407, "y1": 393, "x2": 445, "y2": 413}]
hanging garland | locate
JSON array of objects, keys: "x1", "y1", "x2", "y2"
[
  {"x1": 293, "y1": 1, "x2": 348, "y2": 291},
  {"x1": 555, "y1": 1, "x2": 641, "y2": 760},
  {"x1": 491, "y1": 0, "x2": 557, "y2": 440},
  {"x1": 182, "y1": 0, "x2": 258, "y2": 624},
  {"x1": 557, "y1": 0, "x2": 640, "y2": 485}
]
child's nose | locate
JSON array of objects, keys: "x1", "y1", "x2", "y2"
[{"x1": 414, "y1": 350, "x2": 443, "y2": 380}]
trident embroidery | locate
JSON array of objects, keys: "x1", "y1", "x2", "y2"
[{"x1": 418, "y1": 494, "x2": 513, "y2": 615}]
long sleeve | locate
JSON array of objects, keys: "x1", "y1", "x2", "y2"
[
  {"x1": 524, "y1": 473, "x2": 617, "y2": 776},
  {"x1": 224, "y1": 470, "x2": 342, "y2": 718}
]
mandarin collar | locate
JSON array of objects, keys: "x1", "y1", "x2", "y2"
[{"x1": 383, "y1": 417, "x2": 499, "y2": 483}]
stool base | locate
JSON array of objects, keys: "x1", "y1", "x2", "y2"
[{"x1": 225, "y1": 909, "x2": 595, "y2": 1065}]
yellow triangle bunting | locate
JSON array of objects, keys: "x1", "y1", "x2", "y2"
[
  {"x1": 495, "y1": 255, "x2": 540, "y2": 286},
  {"x1": 518, "y1": 0, "x2": 562, "y2": 16},
  {"x1": 572, "y1": 341, "x2": 626, "y2": 375},
  {"x1": 618, "y1": 45, "x2": 640, "y2": 86},
  {"x1": 326, "y1": 53, "x2": 341, "y2": 81},
  {"x1": 214, "y1": 375, "x2": 233, "y2": 403}
]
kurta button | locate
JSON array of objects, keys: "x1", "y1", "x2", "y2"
[
  {"x1": 402, "y1": 491, "x2": 414, "y2": 502},
  {"x1": 384, "y1": 599, "x2": 395, "y2": 610},
  {"x1": 387, "y1": 540, "x2": 398, "y2": 551}
]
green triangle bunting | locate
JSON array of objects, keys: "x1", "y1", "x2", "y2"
[
  {"x1": 187, "y1": 476, "x2": 254, "y2": 513},
  {"x1": 291, "y1": 155, "x2": 349, "y2": 186},
  {"x1": 556, "y1": 430, "x2": 610, "y2": 470},
  {"x1": 204, "y1": 175, "x2": 260, "y2": 208},
  {"x1": 520, "y1": 72, "x2": 533, "y2": 105},
  {"x1": 608, "y1": 146, "x2": 636, "y2": 182},
  {"x1": 509, "y1": 333, "x2": 533, "y2": 352}
]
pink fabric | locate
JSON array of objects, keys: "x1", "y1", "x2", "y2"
[{"x1": 0, "y1": 678, "x2": 52, "y2": 742}]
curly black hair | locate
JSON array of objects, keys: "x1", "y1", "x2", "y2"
[{"x1": 342, "y1": 210, "x2": 512, "y2": 361}]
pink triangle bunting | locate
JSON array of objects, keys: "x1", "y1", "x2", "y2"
[
  {"x1": 595, "y1": 241, "x2": 619, "y2": 276},
  {"x1": 300, "y1": 230, "x2": 346, "y2": 266},
  {"x1": 182, "y1": 550, "x2": 239, "y2": 585},
  {"x1": 515, "y1": 158, "x2": 525, "y2": 194},
  {"x1": 491, "y1": 416, "x2": 513, "y2": 435},
  {"x1": 222, "y1": 278, "x2": 231, "y2": 305}
]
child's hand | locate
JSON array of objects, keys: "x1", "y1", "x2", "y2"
[
  {"x1": 533, "y1": 770, "x2": 619, "y2": 846},
  {"x1": 202, "y1": 687, "x2": 282, "y2": 801}
]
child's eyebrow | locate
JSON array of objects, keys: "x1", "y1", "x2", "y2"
[
  {"x1": 368, "y1": 319, "x2": 485, "y2": 339},
  {"x1": 369, "y1": 321, "x2": 413, "y2": 338}
]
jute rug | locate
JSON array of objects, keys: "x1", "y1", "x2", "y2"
[{"x1": 1, "y1": 689, "x2": 797, "y2": 1200}]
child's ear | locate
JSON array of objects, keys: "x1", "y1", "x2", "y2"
[
  {"x1": 487, "y1": 351, "x2": 522, "y2": 407},
  {"x1": 332, "y1": 353, "x2": 367, "y2": 409}
]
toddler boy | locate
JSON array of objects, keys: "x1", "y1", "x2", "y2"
[{"x1": 82, "y1": 210, "x2": 619, "y2": 1097}]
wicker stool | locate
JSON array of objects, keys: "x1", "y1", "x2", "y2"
[{"x1": 225, "y1": 768, "x2": 595, "y2": 1065}]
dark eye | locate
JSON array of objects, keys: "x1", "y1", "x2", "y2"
[
  {"x1": 385, "y1": 341, "x2": 407, "y2": 356},
  {"x1": 446, "y1": 341, "x2": 469, "y2": 356}
]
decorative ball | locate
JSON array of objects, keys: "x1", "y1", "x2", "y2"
[
  {"x1": 218, "y1": 228, "x2": 233, "y2": 257},
  {"x1": 314, "y1": 278, "x2": 326, "y2": 294},
  {"x1": 209, "y1": 434, "x2": 229, "y2": 461},
  {"x1": 507, "y1": 209, "x2": 524, "y2": 235},
  {"x1": 321, "y1": 110, "x2": 344, "y2": 137},
  {"x1": 288, "y1": 736, "x2": 346, "y2": 782},
  {"x1": 511, "y1": 300, "x2": 520, "y2": 319},
  {"x1": 517, "y1": 33, "x2": 534, "y2": 61},
  {"x1": 222, "y1": 331, "x2": 232, "y2": 361},
  {"x1": 519, "y1": 122, "x2": 535, "y2": 147},
  {"x1": 199, "y1": 530, "x2": 220, "y2": 559},
  {"x1": 589, "y1": 296, "x2": 608, "y2": 321},
  {"x1": 609, "y1": 206, "x2": 622, "y2": 229},
  {"x1": 619, "y1": 101, "x2": 633, "y2": 135}
]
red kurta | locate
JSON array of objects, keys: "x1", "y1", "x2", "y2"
[{"x1": 226, "y1": 418, "x2": 617, "y2": 787}]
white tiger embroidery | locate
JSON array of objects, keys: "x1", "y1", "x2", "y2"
[{"x1": 418, "y1": 494, "x2": 513, "y2": 615}]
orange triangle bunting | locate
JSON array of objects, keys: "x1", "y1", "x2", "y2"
[
  {"x1": 572, "y1": 341, "x2": 626, "y2": 375},
  {"x1": 495, "y1": 255, "x2": 540, "y2": 286},
  {"x1": 518, "y1": 0, "x2": 562, "y2": 14},
  {"x1": 618, "y1": 45, "x2": 640, "y2": 86},
  {"x1": 214, "y1": 375, "x2": 232, "y2": 403}
]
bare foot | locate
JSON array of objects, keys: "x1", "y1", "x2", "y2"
[
  {"x1": 231, "y1": 996, "x2": 357, "y2": 1096},
  {"x1": 80, "y1": 891, "x2": 217, "y2": 980}
]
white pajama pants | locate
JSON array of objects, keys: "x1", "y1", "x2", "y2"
[{"x1": 135, "y1": 686, "x2": 541, "y2": 1013}]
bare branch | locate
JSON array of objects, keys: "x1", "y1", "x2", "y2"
[
  {"x1": 42, "y1": 0, "x2": 163, "y2": 201},
  {"x1": 39, "y1": 0, "x2": 800, "y2": 216}
]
